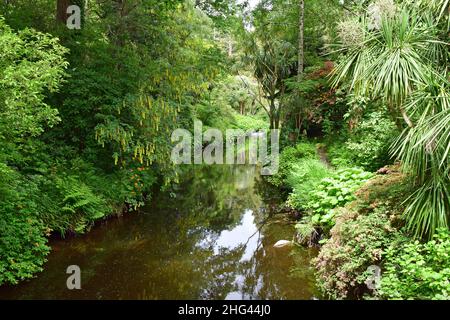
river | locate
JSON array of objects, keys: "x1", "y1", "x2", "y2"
[{"x1": 0, "y1": 165, "x2": 318, "y2": 300}]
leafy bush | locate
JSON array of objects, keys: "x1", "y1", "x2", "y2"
[
  {"x1": 194, "y1": 101, "x2": 236, "y2": 132},
  {"x1": 0, "y1": 154, "x2": 159, "y2": 285},
  {"x1": 0, "y1": 163, "x2": 50, "y2": 285},
  {"x1": 314, "y1": 207, "x2": 399, "y2": 299},
  {"x1": 345, "y1": 112, "x2": 397, "y2": 171},
  {"x1": 312, "y1": 169, "x2": 411, "y2": 299},
  {"x1": 327, "y1": 138, "x2": 354, "y2": 168},
  {"x1": 56, "y1": 177, "x2": 110, "y2": 234},
  {"x1": 286, "y1": 159, "x2": 332, "y2": 210},
  {"x1": 309, "y1": 168, "x2": 373, "y2": 210},
  {"x1": 326, "y1": 112, "x2": 397, "y2": 171},
  {"x1": 267, "y1": 142, "x2": 317, "y2": 187},
  {"x1": 232, "y1": 113, "x2": 269, "y2": 132},
  {"x1": 300, "y1": 168, "x2": 374, "y2": 230},
  {"x1": 380, "y1": 229, "x2": 450, "y2": 300},
  {"x1": 0, "y1": 17, "x2": 68, "y2": 139}
]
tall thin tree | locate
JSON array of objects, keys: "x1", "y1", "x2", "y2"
[{"x1": 298, "y1": 0, "x2": 304, "y2": 80}]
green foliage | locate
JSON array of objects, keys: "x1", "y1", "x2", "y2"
[
  {"x1": 267, "y1": 142, "x2": 317, "y2": 187},
  {"x1": 0, "y1": 16, "x2": 67, "y2": 139},
  {"x1": 311, "y1": 168, "x2": 411, "y2": 299},
  {"x1": 314, "y1": 207, "x2": 399, "y2": 299},
  {"x1": 286, "y1": 159, "x2": 332, "y2": 210},
  {"x1": 301, "y1": 168, "x2": 374, "y2": 230},
  {"x1": 0, "y1": 0, "x2": 228, "y2": 285},
  {"x1": 345, "y1": 112, "x2": 398, "y2": 171},
  {"x1": 194, "y1": 100, "x2": 235, "y2": 131},
  {"x1": 232, "y1": 113, "x2": 269, "y2": 132},
  {"x1": 211, "y1": 75, "x2": 259, "y2": 115},
  {"x1": 332, "y1": 0, "x2": 450, "y2": 239},
  {"x1": 326, "y1": 137, "x2": 354, "y2": 169},
  {"x1": 0, "y1": 16, "x2": 67, "y2": 285},
  {"x1": 54, "y1": 177, "x2": 109, "y2": 234},
  {"x1": 380, "y1": 229, "x2": 450, "y2": 300},
  {"x1": 0, "y1": 163, "x2": 50, "y2": 285},
  {"x1": 325, "y1": 112, "x2": 398, "y2": 171},
  {"x1": 392, "y1": 74, "x2": 450, "y2": 239}
]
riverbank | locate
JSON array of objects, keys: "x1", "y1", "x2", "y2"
[
  {"x1": 0, "y1": 165, "x2": 319, "y2": 300},
  {"x1": 267, "y1": 138, "x2": 450, "y2": 300}
]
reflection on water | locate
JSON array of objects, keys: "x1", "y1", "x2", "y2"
[{"x1": 0, "y1": 165, "x2": 318, "y2": 300}]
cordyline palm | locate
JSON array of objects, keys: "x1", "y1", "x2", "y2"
[
  {"x1": 392, "y1": 73, "x2": 450, "y2": 239},
  {"x1": 331, "y1": 2, "x2": 449, "y2": 239},
  {"x1": 244, "y1": 34, "x2": 295, "y2": 129}
]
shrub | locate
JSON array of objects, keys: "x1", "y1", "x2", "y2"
[
  {"x1": 300, "y1": 168, "x2": 374, "y2": 229},
  {"x1": 0, "y1": 155, "x2": 158, "y2": 285},
  {"x1": 0, "y1": 163, "x2": 50, "y2": 285},
  {"x1": 312, "y1": 168, "x2": 409, "y2": 299},
  {"x1": 379, "y1": 229, "x2": 450, "y2": 300},
  {"x1": 314, "y1": 207, "x2": 398, "y2": 299},
  {"x1": 327, "y1": 138, "x2": 354, "y2": 168},
  {"x1": 309, "y1": 168, "x2": 373, "y2": 209},
  {"x1": 326, "y1": 112, "x2": 398, "y2": 171},
  {"x1": 286, "y1": 159, "x2": 332, "y2": 210},
  {"x1": 345, "y1": 112, "x2": 397, "y2": 171},
  {"x1": 232, "y1": 113, "x2": 269, "y2": 132},
  {"x1": 56, "y1": 177, "x2": 110, "y2": 234},
  {"x1": 267, "y1": 142, "x2": 317, "y2": 187}
]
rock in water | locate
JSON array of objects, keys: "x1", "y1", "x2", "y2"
[{"x1": 273, "y1": 240, "x2": 292, "y2": 248}]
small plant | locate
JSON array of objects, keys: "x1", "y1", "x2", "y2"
[
  {"x1": 292, "y1": 167, "x2": 374, "y2": 247},
  {"x1": 0, "y1": 165, "x2": 50, "y2": 285},
  {"x1": 379, "y1": 229, "x2": 450, "y2": 300},
  {"x1": 303, "y1": 168, "x2": 374, "y2": 230},
  {"x1": 57, "y1": 177, "x2": 109, "y2": 234}
]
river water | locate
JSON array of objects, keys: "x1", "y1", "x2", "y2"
[{"x1": 0, "y1": 165, "x2": 318, "y2": 300}]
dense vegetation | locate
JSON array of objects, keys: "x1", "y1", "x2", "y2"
[{"x1": 0, "y1": 0, "x2": 448, "y2": 300}]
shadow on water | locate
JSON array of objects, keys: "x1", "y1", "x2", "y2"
[{"x1": 0, "y1": 165, "x2": 319, "y2": 300}]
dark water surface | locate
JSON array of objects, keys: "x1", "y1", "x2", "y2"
[{"x1": 0, "y1": 166, "x2": 318, "y2": 300}]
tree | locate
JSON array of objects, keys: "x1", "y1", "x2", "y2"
[
  {"x1": 298, "y1": 0, "x2": 304, "y2": 79},
  {"x1": 0, "y1": 17, "x2": 68, "y2": 140},
  {"x1": 0, "y1": 16, "x2": 67, "y2": 285},
  {"x1": 248, "y1": 0, "x2": 340, "y2": 134},
  {"x1": 245, "y1": 36, "x2": 296, "y2": 129}
]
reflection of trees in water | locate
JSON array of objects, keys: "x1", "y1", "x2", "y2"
[
  {"x1": 0, "y1": 165, "x2": 317, "y2": 300},
  {"x1": 235, "y1": 229, "x2": 285, "y2": 300},
  {"x1": 228, "y1": 239, "x2": 281, "y2": 299},
  {"x1": 254, "y1": 175, "x2": 287, "y2": 220},
  {"x1": 134, "y1": 165, "x2": 263, "y2": 299},
  {"x1": 163, "y1": 165, "x2": 263, "y2": 233},
  {"x1": 233, "y1": 220, "x2": 318, "y2": 300},
  {"x1": 164, "y1": 165, "x2": 307, "y2": 300},
  {"x1": 199, "y1": 246, "x2": 245, "y2": 300}
]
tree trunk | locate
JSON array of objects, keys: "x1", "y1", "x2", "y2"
[
  {"x1": 239, "y1": 101, "x2": 245, "y2": 115},
  {"x1": 228, "y1": 37, "x2": 233, "y2": 57},
  {"x1": 56, "y1": 0, "x2": 71, "y2": 23},
  {"x1": 298, "y1": 0, "x2": 305, "y2": 80},
  {"x1": 400, "y1": 105, "x2": 414, "y2": 128},
  {"x1": 269, "y1": 99, "x2": 277, "y2": 129},
  {"x1": 57, "y1": 1, "x2": 86, "y2": 27}
]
